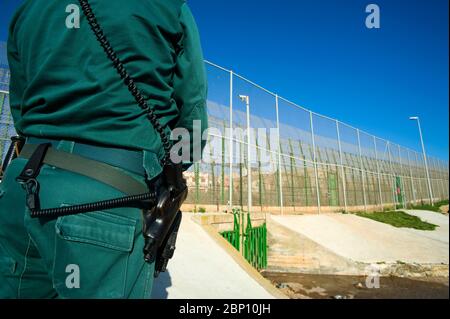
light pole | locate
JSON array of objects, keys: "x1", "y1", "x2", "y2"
[
  {"x1": 409, "y1": 116, "x2": 434, "y2": 205},
  {"x1": 239, "y1": 95, "x2": 252, "y2": 213}
]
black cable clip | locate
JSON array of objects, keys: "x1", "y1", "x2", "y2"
[
  {"x1": 16, "y1": 143, "x2": 51, "y2": 212},
  {"x1": 23, "y1": 179, "x2": 40, "y2": 211}
]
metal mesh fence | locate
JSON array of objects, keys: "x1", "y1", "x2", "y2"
[
  {"x1": 185, "y1": 61, "x2": 448, "y2": 213},
  {"x1": 0, "y1": 48, "x2": 448, "y2": 213}
]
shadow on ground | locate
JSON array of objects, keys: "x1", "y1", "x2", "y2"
[{"x1": 151, "y1": 271, "x2": 172, "y2": 299}]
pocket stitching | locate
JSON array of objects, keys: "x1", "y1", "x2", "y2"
[
  {"x1": 55, "y1": 213, "x2": 136, "y2": 252},
  {"x1": 60, "y1": 204, "x2": 137, "y2": 226},
  {"x1": 56, "y1": 233, "x2": 133, "y2": 252}
]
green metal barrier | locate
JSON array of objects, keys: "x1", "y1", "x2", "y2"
[
  {"x1": 221, "y1": 212, "x2": 240, "y2": 251},
  {"x1": 221, "y1": 209, "x2": 268, "y2": 271},
  {"x1": 243, "y1": 214, "x2": 268, "y2": 270}
]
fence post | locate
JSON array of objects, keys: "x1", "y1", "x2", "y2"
[
  {"x1": 373, "y1": 136, "x2": 384, "y2": 210},
  {"x1": 397, "y1": 144, "x2": 407, "y2": 208},
  {"x1": 443, "y1": 159, "x2": 449, "y2": 199},
  {"x1": 439, "y1": 160, "x2": 445, "y2": 200},
  {"x1": 357, "y1": 129, "x2": 368, "y2": 211},
  {"x1": 386, "y1": 142, "x2": 398, "y2": 209},
  {"x1": 407, "y1": 149, "x2": 417, "y2": 205},
  {"x1": 245, "y1": 97, "x2": 252, "y2": 213},
  {"x1": 310, "y1": 111, "x2": 321, "y2": 214},
  {"x1": 336, "y1": 121, "x2": 348, "y2": 212},
  {"x1": 414, "y1": 151, "x2": 424, "y2": 202},
  {"x1": 229, "y1": 70, "x2": 234, "y2": 210},
  {"x1": 275, "y1": 95, "x2": 284, "y2": 215},
  {"x1": 446, "y1": 159, "x2": 449, "y2": 198}
]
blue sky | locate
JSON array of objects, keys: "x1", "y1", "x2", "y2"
[{"x1": 1, "y1": 0, "x2": 449, "y2": 161}]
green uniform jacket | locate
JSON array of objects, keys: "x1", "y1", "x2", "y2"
[{"x1": 7, "y1": 0, "x2": 208, "y2": 176}]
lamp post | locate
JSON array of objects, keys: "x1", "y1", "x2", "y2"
[
  {"x1": 409, "y1": 116, "x2": 434, "y2": 205},
  {"x1": 239, "y1": 95, "x2": 252, "y2": 213}
]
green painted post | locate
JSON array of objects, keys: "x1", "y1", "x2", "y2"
[
  {"x1": 211, "y1": 160, "x2": 217, "y2": 211},
  {"x1": 275, "y1": 137, "x2": 282, "y2": 208},
  {"x1": 330, "y1": 149, "x2": 340, "y2": 206},
  {"x1": 221, "y1": 128, "x2": 226, "y2": 206},
  {"x1": 298, "y1": 141, "x2": 309, "y2": 207},
  {"x1": 288, "y1": 139, "x2": 296, "y2": 210},
  {"x1": 281, "y1": 146, "x2": 292, "y2": 208},
  {"x1": 255, "y1": 136, "x2": 263, "y2": 211},
  {"x1": 265, "y1": 133, "x2": 275, "y2": 208},
  {"x1": 316, "y1": 147, "x2": 324, "y2": 206},
  {"x1": 0, "y1": 93, "x2": 5, "y2": 115},
  {"x1": 351, "y1": 154, "x2": 358, "y2": 205},
  {"x1": 239, "y1": 142, "x2": 243, "y2": 210},
  {"x1": 194, "y1": 162, "x2": 200, "y2": 212}
]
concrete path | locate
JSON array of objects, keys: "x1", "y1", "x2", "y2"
[
  {"x1": 402, "y1": 210, "x2": 449, "y2": 245},
  {"x1": 151, "y1": 214, "x2": 277, "y2": 299},
  {"x1": 271, "y1": 212, "x2": 449, "y2": 265}
]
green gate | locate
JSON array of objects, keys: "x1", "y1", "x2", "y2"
[
  {"x1": 328, "y1": 172, "x2": 339, "y2": 206},
  {"x1": 395, "y1": 176, "x2": 404, "y2": 207},
  {"x1": 221, "y1": 209, "x2": 268, "y2": 270}
]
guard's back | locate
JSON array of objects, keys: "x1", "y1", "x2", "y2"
[{"x1": 7, "y1": 0, "x2": 190, "y2": 152}]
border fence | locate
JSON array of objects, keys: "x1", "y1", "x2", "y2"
[
  {"x1": 0, "y1": 42, "x2": 448, "y2": 214},
  {"x1": 187, "y1": 61, "x2": 449, "y2": 214}
]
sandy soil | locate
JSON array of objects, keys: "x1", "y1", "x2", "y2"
[{"x1": 263, "y1": 272, "x2": 449, "y2": 299}]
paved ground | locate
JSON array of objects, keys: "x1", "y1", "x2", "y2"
[
  {"x1": 271, "y1": 211, "x2": 449, "y2": 264},
  {"x1": 402, "y1": 210, "x2": 449, "y2": 244},
  {"x1": 151, "y1": 213, "x2": 276, "y2": 299}
]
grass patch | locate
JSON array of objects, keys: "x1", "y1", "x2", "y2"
[
  {"x1": 408, "y1": 199, "x2": 449, "y2": 213},
  {"x1": 356, "y1": 211, "x2": 438, "y2": 231}
]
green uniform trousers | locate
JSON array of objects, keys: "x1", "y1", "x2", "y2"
[{"x1": 0, "y1": 144, "x2": 155, "y2": 299}]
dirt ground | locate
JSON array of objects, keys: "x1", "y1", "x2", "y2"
[{"x1": 263, "y1": 272, "x2": 449, "y2": 299}]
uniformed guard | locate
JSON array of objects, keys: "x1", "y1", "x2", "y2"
[{"x1": 0, "y1": 0, "x2": 208, "y2": 299}]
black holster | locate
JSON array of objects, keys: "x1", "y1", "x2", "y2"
[{"x1": 142, "y1": 163, "x2": 188, "y2": 277}]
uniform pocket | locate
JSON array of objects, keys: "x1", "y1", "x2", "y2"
[{"x1": 52, "y1": 209, "x2": 137, "y2": 299}]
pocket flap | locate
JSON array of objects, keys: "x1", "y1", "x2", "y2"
[{"x1": 55, "y1": 210, "x2": 136, "y2": 252}]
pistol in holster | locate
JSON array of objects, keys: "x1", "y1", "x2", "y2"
[{"x1": 142, "y1": 163, "x2": 188, "y2": 277}]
